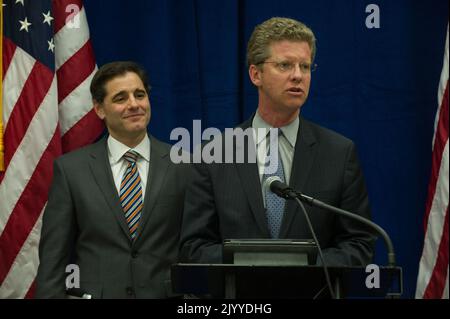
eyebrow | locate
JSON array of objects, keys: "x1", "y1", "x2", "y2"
[
  {"x1": 111, "y1": 91, "x2": 127, "y2": 100},
  {"x1": 276, "y1": 58, "x2": 311, "y2": 63},
  {"x1": 111, "y1": 89, "x2": 146, "y2": 100}
]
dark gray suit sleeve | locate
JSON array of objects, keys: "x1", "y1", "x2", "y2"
[
  {"x1": 179, "y1": 161, "x2": 222, "y2": 263},
  {"x1": 35, "y1": 159, "x2": 77, "y2": 298},
  {"x1": 320, "y1": 142, "x2": 376, "y2": 266}
]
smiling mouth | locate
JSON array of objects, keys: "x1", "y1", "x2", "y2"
[{"x1": 124, "y1": 113, "x2": 144, "y2": 119}]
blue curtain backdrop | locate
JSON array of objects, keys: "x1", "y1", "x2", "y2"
[{"x1": 84, "y1": 0, "x2": 449, "y2": 298}]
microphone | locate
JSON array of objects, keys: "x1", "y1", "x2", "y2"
[
  {"x1": 263, "y1": 176, "x2": 297, "y2": 199},
  {"x1": 263, "y1": 176, "x2": 335, "y2": 299},
  {"x1": 264, "y1": 176, "x2": 396, "y2": 267}
]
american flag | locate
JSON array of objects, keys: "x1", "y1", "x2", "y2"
[
  {"x1": 0, "y1": 0, "x2": 103, "y2": 298},
  {"x1": 416, "y1": 24, "x2": 449, "y2": 299}
]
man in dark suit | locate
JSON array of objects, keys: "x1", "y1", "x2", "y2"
[
  {"x1": 36, "y1": 61, "x2": 189, "y2": 298},
  {"x1": 180, "y1": 17, "x2": 375, "y2": 266}
]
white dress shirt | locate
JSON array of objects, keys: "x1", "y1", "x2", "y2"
[
  {"x1": 252, "y1": 111, "x2": 299, "y2": 206},
  {"x1": 107, "y1": 134, "x2": 151, "y2": 199}
]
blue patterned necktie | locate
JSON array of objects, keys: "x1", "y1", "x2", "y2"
[
  {"x1": 263, "y1": 135, "x2": 286, "y2": 238},
  {"x1": 120, "y1": 150, "x2": 143, "y2": 240}
]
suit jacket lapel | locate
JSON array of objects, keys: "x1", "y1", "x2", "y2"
[
  {"x1": 133, "y1": 136, "x2": 169, "y2": 244},
  {"x1": 280, "y1": 117, "x2": 317, "y2": 238},
  {"x1": 234, "y1": 117, "x2": 270, "y2": 237},
  {"x1": 89, "y1": 138, "x2": 132, "y2": 240}
]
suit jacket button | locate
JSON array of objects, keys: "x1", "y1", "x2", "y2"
[{"x1": 132, "y1": 251, "x2": 138, "y2": 258}]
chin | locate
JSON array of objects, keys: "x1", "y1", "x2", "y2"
[
  {"x1": 283, "y1": 103, "x2": 302, "y2": 113},
  {"x1": 126, "y1": 123, "x2": 147, "y2": 132}
]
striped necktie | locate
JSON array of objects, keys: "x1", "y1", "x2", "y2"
[{"x1": 120, "y1": 150, "x2": 143, "y2": 240}]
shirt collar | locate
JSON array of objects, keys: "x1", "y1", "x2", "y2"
[
  {"x1": 252, "y1": 111, "x2": 299, "y2": 148},
  {"x1": 108, "y1": 134, "x2": 151, "y2": 164}
]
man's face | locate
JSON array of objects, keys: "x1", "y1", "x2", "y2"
[
  {"x1": 249, "y1": 40, "x2": 312, "y2": 116},
  {"x1": 94, "y1": 71, "x2": 151, "y2": 144}
]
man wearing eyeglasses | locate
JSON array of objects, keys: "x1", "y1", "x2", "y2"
[{"x1": 180, "y1": 18, "x2": 375, "y2": 269}]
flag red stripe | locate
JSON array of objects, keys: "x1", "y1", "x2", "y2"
[
  {"x1": 423, "y1": 206, "x2": 449, "y2": 298},
  {"x1": 0, "y1": 39, "x2": 16, "y2": 184},
  {"x1": 61, "y1": 110, "x2": 104, "y2": 153},
  {"x1": 3, "y1": 64, "x2": 54, "y2": 167},
  {"x1": 56, "y1": 40, "x2": 96, "y2": 103},
  {"x1": 52, "y1": 0, "x2": 84, "y2": 35},
  {"x1": 25, "y1": 281, "x2": 36, "y2": 299},
  {"x1": 0, "y1": 38, "x2": 16, "y2": 184},
  {"x1": 0, "y1": 131, "x2": 61, "y2": 285},
  {"x1": 423, "y1": 82, "x2": 449, "y2": 232},
  {"x1": 1, "y1": 37, "x2": 16, "y2": 79}
]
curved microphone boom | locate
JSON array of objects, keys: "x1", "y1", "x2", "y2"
[{"x1": 264, "y1": 176, "x2": 396, "y2": 267}]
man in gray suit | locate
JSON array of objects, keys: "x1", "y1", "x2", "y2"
[
  {"x1": 180, "y1": 18, "x2": 375, "y2": 266},
  {"x1": 36, "y1": 61, "x2": 188, "y2": 298}
]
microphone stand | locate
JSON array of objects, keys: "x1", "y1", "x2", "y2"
[
  {"x1": 294, "y1": 191, "x2": 396, "y2": 267},
  {"x1": 292, "y1": 195, "x2": 337, "y2": 299},
  {"x1": 277, "y1": 186, "x2": 397, "y2": 298},
  {"x1": 274, "y1": 186, "x2": 336, "y2": 298},
  {"x1": 294, "y1": 191, "x2": 401, "y2": 298}
]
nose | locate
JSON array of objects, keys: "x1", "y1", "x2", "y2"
[
  {"x1": 127, "y1": 94, "x2": 139, "y2": 108},
  {"x1": 290, "y1": 64, "x2": 303, "y2": 82}
]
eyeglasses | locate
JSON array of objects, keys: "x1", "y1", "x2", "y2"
[{"x1": 258, "y1": 61, "x2": 317, "y2": 74}]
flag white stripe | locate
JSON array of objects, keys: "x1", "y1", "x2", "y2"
[
  {"x1": 0, "y1": 78, "x2": 58, "y2": 235},
  {"x1": 0, "y1": 209, "x2": 43, "y2": 298},
  {"x1": 2, "y1": 47, "x2": 35, "y2": 128},
  {"x1": 58, "y1": 67, "x2": 97, "y2": 135},
  {"x1": 416, "y1": 140, "x2": 449, "y2": 298},
  {"x1": 54, "y1": 7, "x2": 90, "y2": 70}
]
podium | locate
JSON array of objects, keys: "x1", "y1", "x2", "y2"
[{"x1": 171, "y1": 263, "x2": 402, "y2": 299}]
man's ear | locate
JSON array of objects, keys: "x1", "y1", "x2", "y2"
[
  {"x1": 93, "y1": 100, "x2": 105, "y2": 120},
  {"x1": 249, "y1": 64, "x2": 262, "y2": 87}
]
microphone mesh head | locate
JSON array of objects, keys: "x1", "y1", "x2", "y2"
[{"x1": 263, "y1": 175, "x2": 282, "y2": 194}]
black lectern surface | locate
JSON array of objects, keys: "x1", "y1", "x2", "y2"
[
  {"x1": 223, "y1": 239, "x2": 317, "y2": 266},
  {"x1": 171, "y1": 263, "x2": 402, "y2": 299}
]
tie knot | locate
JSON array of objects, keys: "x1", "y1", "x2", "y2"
[
  {"x1": 123, "y1": 150, "x2": 139, "y2": 164},
  {"x1": 263, "y1": 128, "x2": 283, "y2": 147}
]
